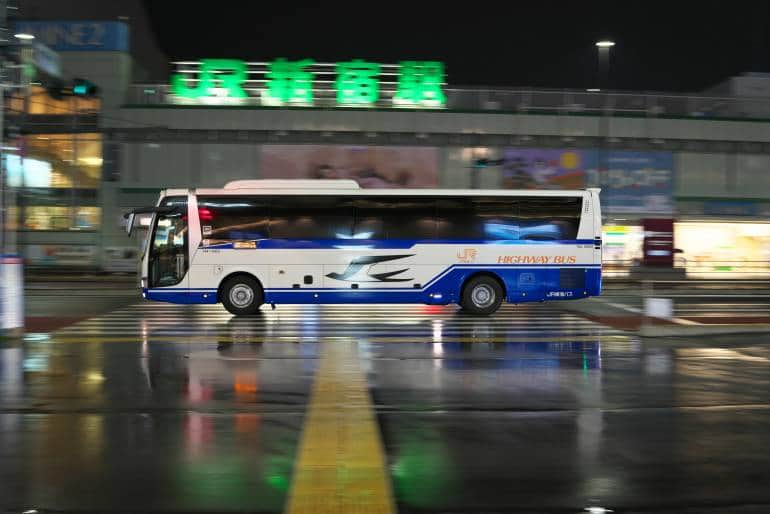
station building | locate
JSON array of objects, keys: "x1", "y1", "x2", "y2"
[{"x1": 7, "y1": 6, "x2": 770, "y2": 277}]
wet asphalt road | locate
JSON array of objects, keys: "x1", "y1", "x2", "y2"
[{"x1": 2, "y1": 301, "x2": 770, "y2": 513}]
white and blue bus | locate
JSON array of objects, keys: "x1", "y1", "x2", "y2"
[{"x1": 126, "y1": 180, "x2": 602, "y2": 316}]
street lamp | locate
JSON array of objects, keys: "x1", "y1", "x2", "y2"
[
  {"x1": 594, "y1": 40, "x2": 615, "y2": 212},
  {"x1": 595, "y1": 39, "x2": 614, "y2": 90}
]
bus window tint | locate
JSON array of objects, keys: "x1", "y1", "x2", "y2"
[
  {"x1": 197, "y1": 197, "x2": 269, "y2": 244},
  {"x1": 352, "y1": 198, "x2": 386, "y2": 239},
  {"x1": 160, "y1": 196, "x2": 188, "y2": 208},
  {"x1": 472, "y1": 197, "x2": 519, "y2": 240},
  {"x1": 375, "y1": 197, "x2": 436, "y2": 240},
  {"x1": 435, "y1": 198, "x2": 481, "y2": 239},
  {"x1": 519, "y1": 197, "x2": 582, "y2": 240},
  {"x1": 270, "y1": 196, "x2": 353, "y2": 239}
]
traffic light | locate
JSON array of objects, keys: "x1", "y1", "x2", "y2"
[
  {"x1": 40, "y1": 77, "x2": 99, "y2": 100},
  {"x1": 43, "y1": 77, "x2": 65, "y2": 100},
  {"x1": 474, "y1": 158, "x2": 504, "y2": 167},
  {"x1": 72, "y1": 78, "x2": 98, "y2": 97}
]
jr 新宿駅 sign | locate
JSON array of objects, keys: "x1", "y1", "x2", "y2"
[{"x1": 169, "y1": 59, "x2": 447, "y2": 108}]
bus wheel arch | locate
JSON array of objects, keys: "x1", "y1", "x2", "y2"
[
  {"x1": 218, "y1": 272, "x2": 264, "y2": 315},
  {"x1": 459, "y1": 272, "x2": 506, "y2": 315}
]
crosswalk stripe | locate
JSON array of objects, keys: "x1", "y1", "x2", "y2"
[
  {"x1": 45, "y1": 303, "x2": 627, "y2": 344},
  {"x1": 46, "y1": 335, "x2": 631, "y2": 345}
]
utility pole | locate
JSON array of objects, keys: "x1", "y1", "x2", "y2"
[
  {"x1": 0, "y1": 0, "x2": 24, "y2": 337},
  {"x1": 1, "y1": 0, "x2": 7, "y2": 257}
]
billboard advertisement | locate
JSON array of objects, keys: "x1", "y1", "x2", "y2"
[
  {"x1": 599, "y1": 151, "x2": 674, "y2": 214},
  {"x1": 13, "y1": 21, "x2": 129, "y2": 52},
  {"x1": 501, "y1": 148, "x2": 588, "y2": 189},
  {"x1": 261, "y1": 145, "x2": 438, "y2": 188}
]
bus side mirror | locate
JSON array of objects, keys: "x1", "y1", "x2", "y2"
[{"x1": 125, "y1": 212, "x2": 136, "y2": 237}]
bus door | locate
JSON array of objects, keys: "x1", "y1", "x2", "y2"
[{"x1": 148, "y1": 209, "x2": 189, "y2": 288}]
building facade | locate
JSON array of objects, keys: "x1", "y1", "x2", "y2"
[{"x1": 7, "y1": 16, "x2": 770, "y2": 277}]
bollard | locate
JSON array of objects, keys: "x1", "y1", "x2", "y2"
[{"x1": 641, "y1": 279, "x2": 673, "y2": 331}]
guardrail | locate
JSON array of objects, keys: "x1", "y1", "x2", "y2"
[
  {"x1": 603, "y1": 260, "x2": 770, "y2": 279},
  {"x1": 126, "y1": 84, "x2": 770, "y2": 121}
]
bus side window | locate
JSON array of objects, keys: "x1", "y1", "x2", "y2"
[
  {"x1": 519, "y1": 197, "x2": 582, "y2": 241},
  {"x1": 270, "y1": 196, "x2": 353, "y2": 239},
  {"x1": 353, "y1": 197, "x2": 435, "y2": 240},
  {"x1": 352, "y1": 198, "x2": 386, "y2": 239},
  {"x1": 473, "y1": 197, "x2": 519, "y2": 241},
  {"x1": 435, "y1": 197, "x2": 480, "y2": 239},
  {"x1": 197, "y1": 196, "x2": 269, "y2": 244},
  {"x1": 380, "y1": 197, "x2": 436, "y2": 240}
]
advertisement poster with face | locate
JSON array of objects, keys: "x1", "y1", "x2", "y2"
[{"x1": 261, "y1": 145, "x2": 439, "y2": 188}]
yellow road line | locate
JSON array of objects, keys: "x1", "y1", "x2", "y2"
[{"x1": 285, "y1": 341, "x2": 395, "y2": 514}]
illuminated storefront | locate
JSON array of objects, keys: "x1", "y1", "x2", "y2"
[
  {"x1": 675, "y1": 222, "x2": 770, "y2": 278},
  {"x1": 600, "y1": 221, "x2": 770, "y2": 278},
  {"x1": 602, "y1": 224, "x2": 644, "y2": 277},
  {"x1": 11, "y1": 133, "x2": 102, "y2": 232},
  {"x1": 3, "y1": 84, "x2": 103, "y2": 266}
]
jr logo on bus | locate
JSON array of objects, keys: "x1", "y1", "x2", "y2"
[
  {"x1": 456, "y1": 248, "x2": 477, "y2": 263},
  {"x1": 326, "y1": 254, "x2": 414, "y2": 282}
]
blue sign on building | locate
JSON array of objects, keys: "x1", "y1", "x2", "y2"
[
  {"x1": 14, "y1": 21, "x2": 129, "y2": 52},
  {"x1": 703, "y1": 200, "x2": 759, "y2": 217},
  {"x1": 585, "y1": 151, "x2": 674, "y2": 214}
]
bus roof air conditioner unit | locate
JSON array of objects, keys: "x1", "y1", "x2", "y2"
[{"x1": 224, "y1": 179, "x2": 361, "y2": 190}]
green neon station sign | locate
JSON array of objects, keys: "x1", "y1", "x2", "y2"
[{"x1": 170, "y1": 58, "x2": 446, "y2": 108}]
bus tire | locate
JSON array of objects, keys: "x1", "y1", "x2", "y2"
[
  {"x1": 221, "y1": 275, "x2": 263, "y2": 316},
  {"x1": 461, "y1": 275, "x2": 503, "y2": 315}
]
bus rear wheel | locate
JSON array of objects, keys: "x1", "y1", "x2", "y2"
[
  {"x1": 221, "y1": 276, "x2": 263, "y2": 316},
  {"x1": 461, "y1": 276, "x2": 503, "y2": 315}
]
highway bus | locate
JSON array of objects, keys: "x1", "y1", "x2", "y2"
[{"x1": 125, "y1": 180, "x2": 602, "y2": 316}]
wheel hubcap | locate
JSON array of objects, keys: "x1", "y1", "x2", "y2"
[
  {"x1": 471, "y1": 284, "x2": 495, "y2": 308},
  {"x1": 229, "y1": 284, "x2": 254, "y2": 308}
]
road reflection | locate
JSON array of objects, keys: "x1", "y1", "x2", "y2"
[{"x1": 2, "y1": 303, "x2": 714, "y2": 513}]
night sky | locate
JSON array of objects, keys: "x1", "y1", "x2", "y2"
[{"x1": 143, "y1": 1, "x2": 770, "y2": 92}]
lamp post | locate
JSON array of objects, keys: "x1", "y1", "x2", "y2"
[
  {"x1": 594, "y1": 40, "x2": 614, "y2": 216},
  {"x1": 0, "y1": 10, "x2": 31, "y2": 337},
  {"x1": 595, "y1": 40, "x2": 614, "y2": 90}
]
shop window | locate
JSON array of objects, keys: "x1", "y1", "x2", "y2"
[
  {"x1": 23, "y1": 134, "x2": 102, "y2": 189},
  {"x1": 23, "y1": 206, "x2": 100, "y2": 231},
  {"x1": 4, "y1": 207, "x2": 20, "y2": 231},
  {"x1": 25, "y1": 85, "x2": 100, "y2": 115},
  {"x1": 675, "y1": 222, "x2": 770, "y2": 278}
]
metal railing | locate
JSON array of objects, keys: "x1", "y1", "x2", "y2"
[
  {"x1": 603, "y1": 260, "x2": 770, "y2": 279},
  {"x1": 126, "y1": 84, "x2": 770, "y2": 121}
]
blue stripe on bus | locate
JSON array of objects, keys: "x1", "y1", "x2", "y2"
[
  {"x1": 200, "y1": 239, "x2": 596, "y2": 250},
  {"x1": 145, "y1": 266, "x2": 602, "y2": 305}
]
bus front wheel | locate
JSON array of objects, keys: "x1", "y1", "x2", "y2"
[
  {"x1": 221, "y1": 275, "x2": 264, "y2": 316},
  {"x1": 460, "y1": 276, "x2": 503, "y2": 315}
]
